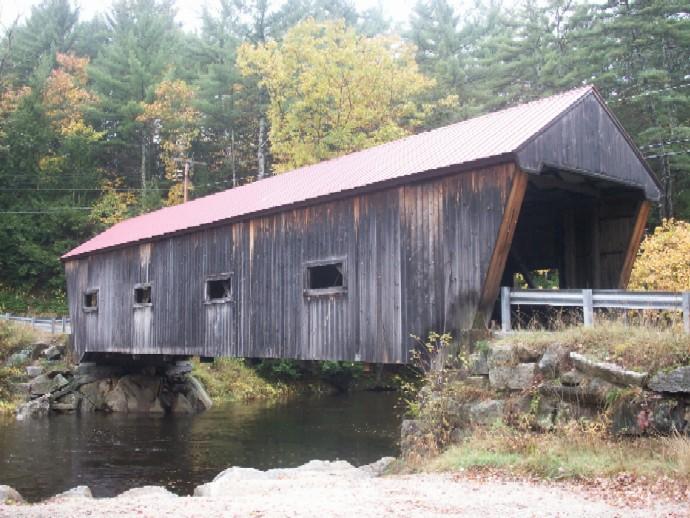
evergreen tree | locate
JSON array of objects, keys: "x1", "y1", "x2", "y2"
[{"x1": 89, "y1": 0, "x2": 181, "y2": 202}]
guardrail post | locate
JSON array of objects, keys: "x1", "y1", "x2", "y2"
[
  {"x1": 50, "y1": 317, "x2": 56, "y2": 334},
  {"x1": 61, "y1": 316, "x2": 66, "y2": 333},
  {"x1": 2, "y1": 313, "x2": 8, "y2": 321},
  {"x1": 682, "y1": 291, "x2": 690, "y2": 333},
  {"x1": 30, "y1": 316, "x2": 36, "y2": 330},
  {"x1": 582, "y1": 289, "x2": 594, "y2": 327},
  {"x1": 501, "y1": 286, "x2": 511, "y2": 332}
]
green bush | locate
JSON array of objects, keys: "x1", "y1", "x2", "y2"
[
  {"x1": 256, "y1": 359, "x2": 303, "y2": 381},
  {"x1": 319, "y1": 361, "x2": 363, "y2": 391}
]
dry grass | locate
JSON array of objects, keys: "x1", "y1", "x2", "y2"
[
  {"x1": 494, "y1": 319, "x2": 690, "y2": 372},
  {"x1": 0, "y1": 320, "x2": 41, "y2": 362},
  {"x1": 419, "y1": 424, "x2": 690, "y2": 481}
]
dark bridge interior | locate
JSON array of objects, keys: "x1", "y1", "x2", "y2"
[{"x1": 493, "y1": 169, "x2": 647, "y2": 325}]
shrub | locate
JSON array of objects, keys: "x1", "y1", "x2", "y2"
[
  {"x1": 256, "y1": 359, "x2": 303, "y2": 381},
  {"x1": 630, "y1": 218, "x2": 690, "y2": 291},
  {"x1": 319, "y1": 361, "x2": 363, "y2": 392}
]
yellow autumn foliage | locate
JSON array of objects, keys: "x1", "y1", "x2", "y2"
[
  {"x1": 139, "y1": 80, "x2": 200, "y2": 205},
  {"x1": 43, "y1": 53, "x2": 100, "y2": 138},
  {"x1": 238, "y1": 19, "x2": 449, "y2": 171},
  {"x1": 629, "y1": 219, "x2": 690, "y2": 291}
]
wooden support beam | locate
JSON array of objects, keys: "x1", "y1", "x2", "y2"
[
  {"x1": 562, "y1": 210, "x2": 577, "y2": 288},
  {"x1": 591, "y1": 206, "x2": 601, "y2": 288},
  {"x1": 618, "y1": 200, "x2": 650, "y2": 288},
  {"x1": 476, "y1": 165, "x2": 528, "y2": 326}
]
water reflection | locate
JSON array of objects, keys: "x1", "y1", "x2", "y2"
[{"x1": 0, "y1": 392, "x2": 401, "y2": 501}]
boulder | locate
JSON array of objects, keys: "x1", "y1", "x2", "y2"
[
  {"x1": 611, "y1": 395, "x2": 686, "y2": 436},
  {"x1": 25, "y1": 365, "x2": 44, "y2": 377},
  {"x1": 16, "y1": 395, "x2": 50, "y2": 420},
  {"x1": 538, "y1": 344, "x2": 568, "y2": 379},
  {"x1": 170, "y1": 393, "x2": 194, "y2": 414},
  {"x1": 358, "y1": 457, "x2": 395, "y2": 477},
  {"x1": 195, "y1": 461, "x2": 369, "y2": 497},
  {"x1": 7, "y1": 350, "x2": 30, "y2": 366},
  {"x1": 560, "y1": 369, "x2": 584, "y2": 387},
  {"x1": 570, "y1": 352, "x2": 647, "y2": 387},
  {"x1": 117, "y1": 486, "x2": 178, "y2": 499},
  {"x1": 78, "y1": 378, "x2": 115, "y2": 412},
  {"x1": 181, "y1": 375, "x2": 213, "y2": 413},
  {"x1": 487, "y1": 344, "x2": 517, "y2": 368},
  {"x1": 104, "y1": 375, "x2": 163, "y2": 413},
  {"x1": 164, "y1": 361, "x2": 193, "y2": 377},
  {"x1": 533, "y1": 396, "x2": 558, "y2": 431},
  {"x1": 514, "y1": 345, "x2": 542, "y2": 363},
  {"x1": 489, "y1": 363, "x2": 537, "y2": 391},
  {"x1": 464, "y1": 376, "x2": 488, "y2": 389},
  {"x1": 468, "y1": 351, "x2": 489, "y2": 376},
  {"x1": 42, "y1": 345, "x2": 64, "y2": 361},
  {"x1": 647, "y1": 366, "x2": 690, "y2": 393},
  {"x1": 55, "y1": 486, "x2": 93, "y2": 499},
  {"x1": 0, "y1": 485, "x2": 25, "y2": 504},
  {"x1": 30, "y1": 372, "x2": 70, "y2": 397},
  {"x1": 52, "y1": 392, "x2": 79, "y2": 412},
  {"x1": 469, "y1": 399, "x2": 504, "y2": 426},
  {"x1": 538, "y1": 378, "x2": 613, "y2": 406}
]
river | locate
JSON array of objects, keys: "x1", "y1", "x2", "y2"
[{"x1": 0, "y1": 391, "x2": 401, "y2": 502}]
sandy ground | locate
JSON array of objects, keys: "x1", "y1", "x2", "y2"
[{"x1": 2, "y1": 471, "x2": 688, "y2": 518}]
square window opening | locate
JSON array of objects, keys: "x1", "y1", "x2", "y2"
[
  {"x1": 308, "y1": 262, "x2": 344, "y2": 290},
  {"x1": 206, "y1": 275, "x2": 232, "y2": 302},
  {"x1": 83, "y1": 289, "x2": 98, "y2": 311},
  {"x1": 134, "y1": 284, "x2": 152, "y2": 305}
]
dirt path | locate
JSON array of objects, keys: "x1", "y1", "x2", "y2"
[{"x1": 2, "y1": 471, "x2": 687, "y2": 518}]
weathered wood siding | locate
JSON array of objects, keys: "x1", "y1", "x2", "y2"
[
  {"x1": 65, "y1": 163, "x2": 519, "y2": 363},
  {"x1": 517, "y1": 93, "x2": 661, "y2": 201}
]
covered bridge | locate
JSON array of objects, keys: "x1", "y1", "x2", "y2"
[{"x1": 62, "y1": 86, "x2": 660, "y2": 364}]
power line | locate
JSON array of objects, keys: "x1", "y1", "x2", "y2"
[
  {"x1": 609, "y1": 83, "x2": 690, "y2": 102},
  {"x1": 0, "y1": 208, "x2": 92, "y2": 214},
  {"x1": 0, "y1": 179, "x2": 235, "y2": 193},
  {"x1": 645, "y1": 149, "x2": 690, "y2": 160},
  {"x1": 639, "y1": 138, "x2": 690, "y2": 150}
]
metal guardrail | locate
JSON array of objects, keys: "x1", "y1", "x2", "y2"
[
  {"x1": 1, "y1": 313, "x2": 71, "y2": 334},
  {"x1": 500, "y1": 287, "x2": 690, "y2": 334}
]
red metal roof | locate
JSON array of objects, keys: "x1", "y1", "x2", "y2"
[{"x1": 63, "y1": 86, "x2": 594, "y2": 259}]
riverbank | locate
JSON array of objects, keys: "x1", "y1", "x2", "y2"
[{"x1": 1, "y1": 459, "x2": 687, "y2": 517}]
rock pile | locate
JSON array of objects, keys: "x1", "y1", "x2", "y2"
[{"x1": 15, "y1": 361, "x2": 212, "y2": 419}]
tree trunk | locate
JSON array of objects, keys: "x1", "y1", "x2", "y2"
[
  {"x1": 231, "y1": 128, "x2": 237, "y2": 187},
  {"x1": 140, "y1": 135, "x2": 147, "y2": 194},
  {"x1": 257, "y1": 116, "x2": 266, "y2": 180}
]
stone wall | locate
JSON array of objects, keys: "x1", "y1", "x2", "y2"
[{"x1": 401, "y1": 341, "x2": 690, "y2": 456}]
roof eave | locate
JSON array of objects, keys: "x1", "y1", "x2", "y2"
[{"x1": 61, "y1": 152, "x2": 518, "y2": 262}]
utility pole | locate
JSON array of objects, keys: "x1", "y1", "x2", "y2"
[{"x1": 174, "y1": 157, "x2": 207, "y2": 203}]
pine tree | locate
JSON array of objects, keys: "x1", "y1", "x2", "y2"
[{"x1": 89, "y1": 0, "x2": 181, "y2": 202}]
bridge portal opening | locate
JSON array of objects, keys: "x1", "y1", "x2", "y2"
[{"x1": 492, "y1": 169, "x2": 647, "y2": 328}]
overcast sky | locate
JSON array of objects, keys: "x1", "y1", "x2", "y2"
[{"x1": 0, "y1": 0, "x2": 417, "y2": 33}]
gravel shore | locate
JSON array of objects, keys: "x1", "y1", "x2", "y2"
[{"x1": 1, "y1": 461, "x2": 688, "y2": 518}]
